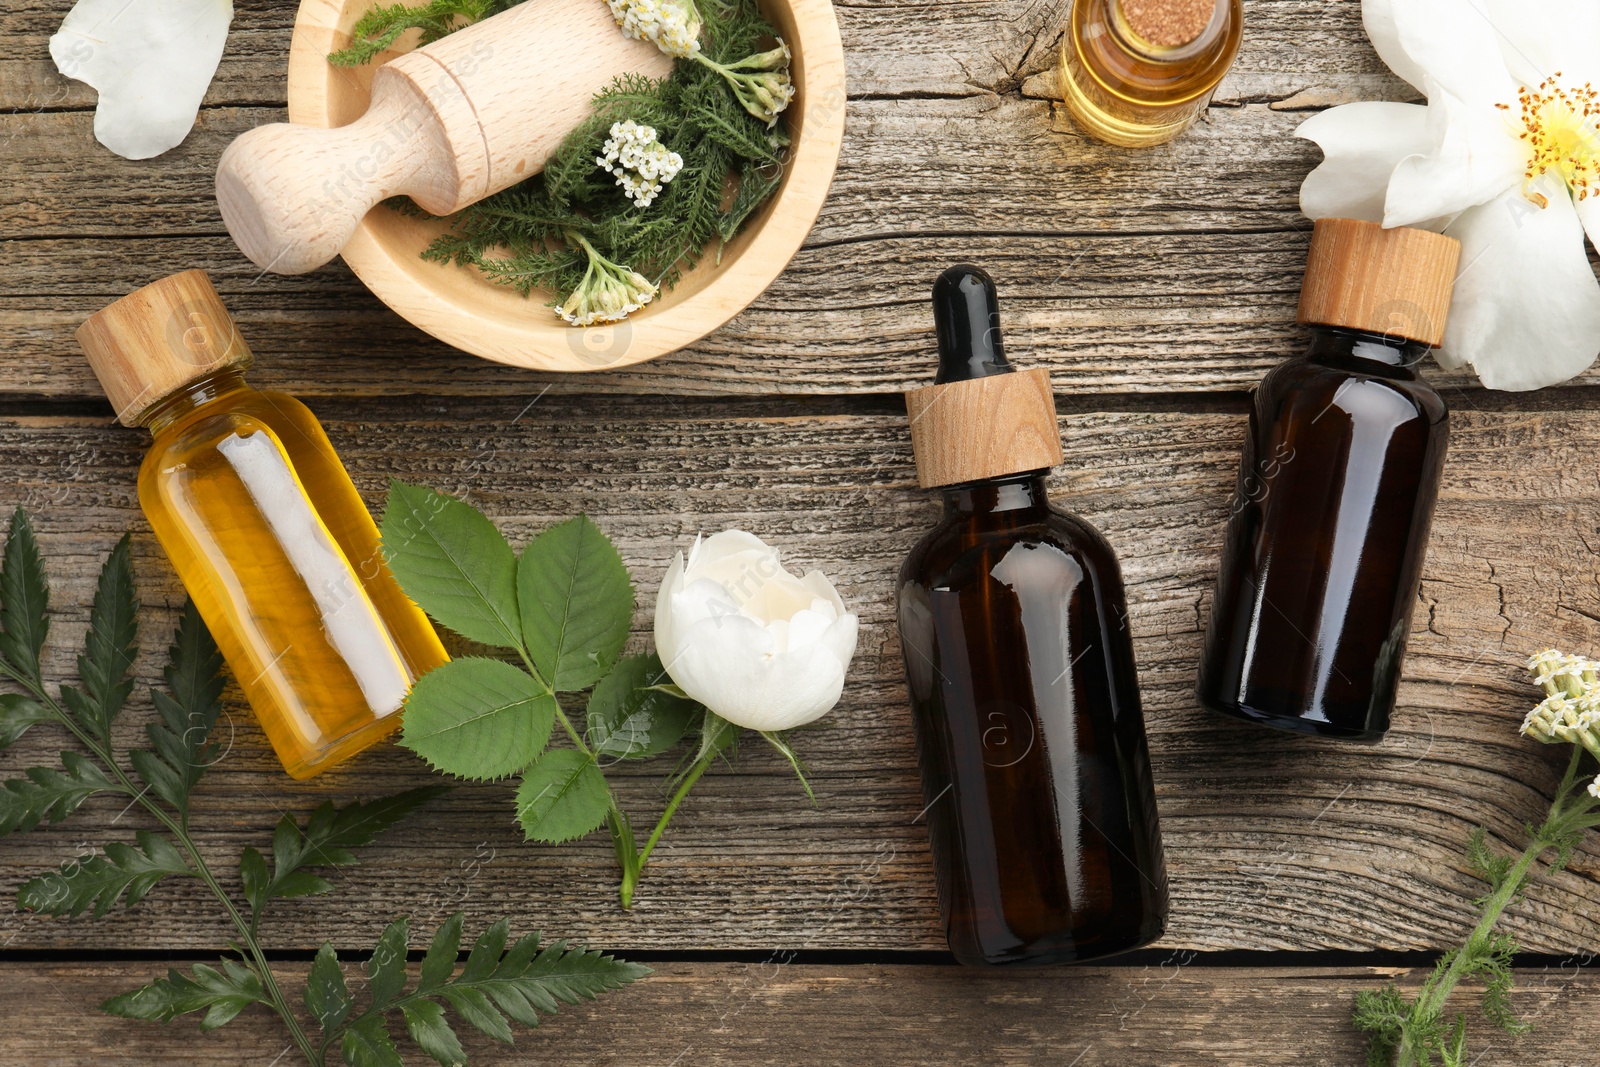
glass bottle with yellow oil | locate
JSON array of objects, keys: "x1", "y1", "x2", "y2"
[
  {"x1": 76, "y1": 270, "x2": 447, "y2": 779},
  {"x1": 1060, "y1": 0, "x2": 1243, "y2": 147}
]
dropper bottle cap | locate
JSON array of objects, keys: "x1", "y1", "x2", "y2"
[
  {"x1": 906, "y1": 265, "x2": 1064, "y2": 490},
  {"x1": 76, "y1": 270, "x2": 254, "y2": 428}
]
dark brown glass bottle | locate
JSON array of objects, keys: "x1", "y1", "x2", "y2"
[
  {"x1": 898, "y1": 266, "x2": 1167, "y2": 966},
  {"x1": 1198, "y1": 219, "x2": 1461, "y2": 740}
]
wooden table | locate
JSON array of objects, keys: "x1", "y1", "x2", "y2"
[{"x1": 5, "y1": 1, "x2": 1600, "y2": 1063}]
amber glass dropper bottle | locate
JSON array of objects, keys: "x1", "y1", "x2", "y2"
[
  {"x1": 1198, "y1": 219, "x2": 1461, "y2": 741},
  {"x1": 1060, "y1": 0, "x2": 1243, "y2": 147},
  {"x1": 76, "y1": 270, "x2": 449, "y2": 778},
  {"x1": 898, "y1": 265, "x2": 1168, "y2": 967}
]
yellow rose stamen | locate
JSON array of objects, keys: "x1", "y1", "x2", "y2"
[{"x1": 1499, "y1": 72, "x2": 1600, "y2": 207}]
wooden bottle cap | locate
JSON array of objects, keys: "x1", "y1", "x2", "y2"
[
  {"x1": 906, "y1": 367, "x2": 1064, "y2": 489},
  {"x1": 1296, "y1": 218, "x2": 1461, "y2": 347},
  {"x1": 77, "y1": 270, "x2": 254, "y2": 427}
]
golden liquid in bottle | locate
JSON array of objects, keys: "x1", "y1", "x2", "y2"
[
  {"x1": 138, "y1": 371, "x2": 447, "y2": 779},
  {"x1": 1059, "y1": 0, "x2": 1243, "y2": 148}
]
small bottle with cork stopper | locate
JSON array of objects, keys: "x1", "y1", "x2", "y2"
[
  {"x1": 897, "y1": 265, "x2": 1168, "y2": 967},
  {"x1": 1198, "y1": 219, "x2": 1461, "y2": 740},
  {"x1": 1059, "y1": 0, "x2": 1243, "y2": 148},
  {"x1": 75, "y1": 270, "x2": 449, "y2": 779}
]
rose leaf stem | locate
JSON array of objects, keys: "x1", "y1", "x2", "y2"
[
  {"x1": 620, "y1": 749, "x2": 718, "y2": 909},
  {"x1": 507, "y1": 646, "x2": 650, "y2": 906}
]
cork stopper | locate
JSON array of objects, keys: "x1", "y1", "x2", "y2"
[
  {"x1": 1296, "y1": 218, "x2": 1461, "y2": 348},
  {"x1": 906, "y1": 266, "x2": 1064, "y2": 490},
  {"x1": 1119, "y1": 0, "x2": 1218, "y2": 49},
  {"x1": 77, "y1": 270, "x2": 254, "y2": 427}
]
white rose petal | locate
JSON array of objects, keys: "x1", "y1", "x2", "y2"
[
  {"x1": 1382, "y1": 89, "x2": 1525, "y2": 229},
  {"x1": 51, "y1": 0, "x2": 234, "y2": 160},
  {"x1": 1361, "y1": 0, "x2": 1429, "y2": 94},
  {"x1": 1297, "y1": 102, "x2": 1431, "y2": 224},
  {"x1": 1437, "y1": 176, "x2": 1600, "y2": 391},
  {"x1": 653, "y1": 531, "x2": 858, "y2": 733},
  {"x1": 1297, "y1": 0, "x2": 1600, "y2": 391},
  {"x1": 1478, "y1": 0, "x2": 1600, "y2": 89}
]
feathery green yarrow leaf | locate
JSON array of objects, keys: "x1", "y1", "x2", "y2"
[
  {"x1": 517, "y1": 515, "x2": 634, "y2": 692},
  {"x1": 401, "y1": 657, "x2": 555, "y2": 780},
  {"x1": 515, "y1": 749, "x2": 609, "y2": 844},
  {"x1": 339, "y1": 0, "x2": 790, "y2": 318},
  {"x1": 586, "y1": 653, "x2": 697, "y2": 760},
  {"x1": 327, "y1": 0, "x2": 514, "y2": 66},
  {"x1": 58, "y1": 534, "x2": 138, "y2": 745},
  {"x1": 18, "y1": 830, "x2": 191, "y2": 918},
  {"x1": 381, "y1": 480, "x2": 522, "y2": 650},
  {"x1": 0, "y1": 507, "x2": 50, "y2": 683}
]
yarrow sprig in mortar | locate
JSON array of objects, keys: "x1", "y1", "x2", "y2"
[
  {"x1": 0, "y1": 508, "x2": 645, "y2": 1066},
  {"x1": 330, "y1": 0, "x2": 794, "y2": 327},
  {"x1": 379, "y1": 482, "x2": 858, "y2": 908},
  {"x1": 1352, "y1": 650, "x2": 1600, "y2": 1067}
]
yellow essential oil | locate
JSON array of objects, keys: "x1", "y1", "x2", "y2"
[
  {"x1": 77, "y1": 270, "x2": 447, "y2": 779},
  {"x1": 1060, "y1": 0, "x2": 1243, "y2": 148}
]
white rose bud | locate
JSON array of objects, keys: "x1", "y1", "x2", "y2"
[{"x1": 654, "y1": 531, "x2": 857, "y2": 732}]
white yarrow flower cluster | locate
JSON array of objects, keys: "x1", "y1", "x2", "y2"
[
  {"x1": 597, "y1": 121, "x2": 684, "y2": 209},
  {"x1": 557, "y1": 233, "x2": 658, "y2": 328},
  {"x1": 1520, "y1": 649, "x2": 1600, "y2": 796},
  {"x1": 606, "y1": 0, "x2": 702, "y2": 58}
]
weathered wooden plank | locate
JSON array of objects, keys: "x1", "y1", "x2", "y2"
[
  {"x1": 1, "y1": 0, "x2": 1408, "y2": 111},
  {"x1": 4, "y1": 97, "x2": 1573, "y2": 399},
  {"x1": 1, "y1": 399, "x2": 1598, "y2": 955},
  {"x1": 2, "y1": 961, "x2": 1596, "y2": 1066}
]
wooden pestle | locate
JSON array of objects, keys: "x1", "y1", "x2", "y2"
[{"x1": 216, "y1": 0, "x2": 674, "y2": 275}]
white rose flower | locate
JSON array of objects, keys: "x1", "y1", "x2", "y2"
[
  {"x1": 1297, "y1": 0, "x2": 1600, "y2": 391},
  {"x1": 51, "y1": 0, "x2": 234, "y2": 160},
  {"x1": 653, "y1": 531, "x2": 857, "y2": 732}
]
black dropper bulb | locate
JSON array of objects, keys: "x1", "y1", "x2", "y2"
[{"x1": 932, "y1": 265, "x2": 1014, "y2": 384}]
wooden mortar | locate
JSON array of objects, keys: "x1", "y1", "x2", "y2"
[{"x1": 216, "y1": 0, "x2": 673, "y2": 275}]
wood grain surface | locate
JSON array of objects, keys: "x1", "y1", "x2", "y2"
[
  {"x1": 7, "y1": 0, "x2": 1600, "y2": 1062},
  {"x1": 5, "y1": 961, "x2": 1600, "y2": 1066},
  {"x1": 2, "y1": 399, "x2": 1598, "y2": 957}
]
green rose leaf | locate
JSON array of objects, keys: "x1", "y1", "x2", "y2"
[
  {"x1": 517, "y1": 515, "x2": 633, "y2": 692},
  {"x1": 401, "y1": 658, "x2": 555, "y2": 781},
  {"x1": 586, "y1": 653, "x2": 699, "y2": 760},
  {"x1": 514, "y1": 749, "x2": 610, "y2": 844},
  {"x1": 381, "y1": 480, "x2": 521, "y2": 649}
]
